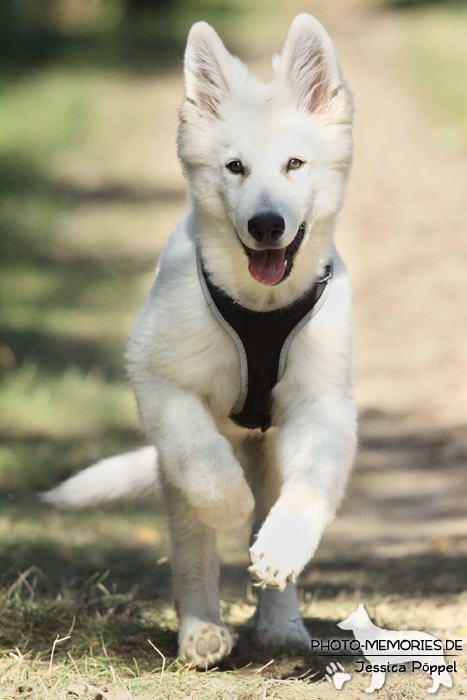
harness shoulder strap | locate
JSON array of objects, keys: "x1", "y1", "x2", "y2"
[{"x1": 198, "y1": 252, "x2": 333, "y2": 431}]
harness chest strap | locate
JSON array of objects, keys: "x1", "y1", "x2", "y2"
[{"x1": 197, "y1": 250, "x2": 333, "y2": 432}]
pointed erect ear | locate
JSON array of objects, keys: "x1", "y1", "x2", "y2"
[
  {"x1": 182, "y1": 22, "x2": 232, "y2": 121},
  {"x1": 276, "y1": 14, "x2": 352, "y2": 121}
]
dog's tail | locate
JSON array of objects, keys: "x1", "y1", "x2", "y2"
[{"x1": 41, "y1": 446, "x2": 159, "y2": 509}]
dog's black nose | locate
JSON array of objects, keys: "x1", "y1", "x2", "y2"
[{"x1": 248, "y1": 212, "x2": 285, "y2": 245}]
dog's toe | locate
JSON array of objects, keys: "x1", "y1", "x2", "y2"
[
  {"x1": 249, "y1": 549, "x2": 263, "y2": 565},
  {"x1": 248, "y1": 560, "x2": 293, "y2": 591},
  {"x1": 249, "y1": 508, "x2": 321, "y2": 590}
]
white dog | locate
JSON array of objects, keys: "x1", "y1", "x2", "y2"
[{"x1": 44, "y1": 14, "x2": 357, "y2": 668}]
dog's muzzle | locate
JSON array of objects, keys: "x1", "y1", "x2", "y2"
[{"x1": 241, "y1": 223, "x2": 306, "y2": 286}]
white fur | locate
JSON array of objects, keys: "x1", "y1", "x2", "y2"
[{"x1": 44, "y1": 15, "x2": 357, "y2": 668}]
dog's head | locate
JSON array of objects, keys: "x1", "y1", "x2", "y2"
[{"x1": 178, "y1": 14, "x2": 353, "y2": 305}]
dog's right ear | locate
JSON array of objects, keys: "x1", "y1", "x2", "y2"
[{"x1": 181, "y1": 22, "x2": 235, "y2": 122}]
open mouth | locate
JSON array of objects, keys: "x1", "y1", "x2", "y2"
[{"x1": 242, "y1": 223, "x2": 306, "y2": 286}]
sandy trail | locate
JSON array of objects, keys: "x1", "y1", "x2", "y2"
[
  {"x1": 304, "y1": 3, "x2": 467, "y2": 570},
  {"x1": 337, "y1": 5, "x2": 467, "y2": 424}
]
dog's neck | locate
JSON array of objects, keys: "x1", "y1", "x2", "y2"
[{"x1": 193, "y1": 213, "x2": 335, "y2": 312}]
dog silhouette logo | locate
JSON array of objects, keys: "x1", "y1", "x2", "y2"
[{"x1": 331, "y1": 604, "x2": 453, "y2": 694}]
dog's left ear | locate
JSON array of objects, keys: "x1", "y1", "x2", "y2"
[{"x1": 276, "y1": 14, "x2": 352, "y2": 123}]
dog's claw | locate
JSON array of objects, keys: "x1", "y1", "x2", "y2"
[
  {"x1": 249, "y1": 550, "x2": 263, "y2": 565},
  {"x1": 248, "y1": 562, "x2": 290, "y2": 591}
]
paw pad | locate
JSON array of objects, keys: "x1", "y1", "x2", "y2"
[{"x1": 180, "y1": 623, "x2": 233, "y2": 668}]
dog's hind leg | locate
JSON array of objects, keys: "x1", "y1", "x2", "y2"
[
  {"x1": 163, "y1": 480, "x2": 234, "y2": 668},
  {"x1": 245, "y1": 438, "x2": 311, "y2": 649}
]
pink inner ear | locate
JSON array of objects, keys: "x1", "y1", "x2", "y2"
[
  {"x1": 189, "y1": 54, "x2": 227, "y2": 119},
  {"x1": 289, "y1": 40, "x2": 329, "y2": 114},
  {"x1": 304, "y1": 49, "x2": 328, "y2": 113},
  {"x1": 196, "y1": 68, "x2": 221, "y2": 117},
  {"x1": 308, "y1": 72, "x2": 327, "y2": 113}
]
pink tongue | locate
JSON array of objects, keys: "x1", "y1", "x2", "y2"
[{"x1": 248, "y1": 248, "x2": 287, "y2": 286}]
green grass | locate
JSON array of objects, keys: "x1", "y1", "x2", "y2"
[{"x1": 399, "y1": 3, "x2": 467, "y2": 150}]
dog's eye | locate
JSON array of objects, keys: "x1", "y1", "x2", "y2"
[
  {"x1": 287, "y1": 158, "x2": 305, "y2": 171},
  {"x1": 226, "y1": 160, "x2": 245, "y2": 175}
]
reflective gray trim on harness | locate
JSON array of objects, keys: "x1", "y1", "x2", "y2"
[{"x1": 197, "y1": 250, "x2": 333, "y2": 432}]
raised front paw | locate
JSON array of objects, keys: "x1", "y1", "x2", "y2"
[
  {"x1": 184, "y1": 442, "x2": 255, "y2": 530},
  {"x1": 249, "y1": 549, "x2": 295, "y2": 591},
  {"x1": 249, "y1": 509, "x2": 321, "y2": 591},
  {"x1": 179, "y1": 622, "x2": 234, "y2": 668}
]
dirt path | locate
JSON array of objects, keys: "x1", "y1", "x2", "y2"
[
  {"x1": 304, "y1": 2, "x2": 467, "y2": 577},
  {"x1": 338, "y1": 4, "x2": 467, "y2": 426}
]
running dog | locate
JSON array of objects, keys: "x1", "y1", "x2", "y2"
[{"x1": 44, "y1": 14, "x2": 357, "y2": 668}]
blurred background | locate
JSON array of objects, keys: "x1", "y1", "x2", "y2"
[{"x1": 0, "y1": 0, "x2": 466, "y2": 692}]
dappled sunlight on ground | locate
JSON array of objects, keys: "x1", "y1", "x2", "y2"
[{"x1": 1, "y1": 0, "x2": 466, "y2": 697}]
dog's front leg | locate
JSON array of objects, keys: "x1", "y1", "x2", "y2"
[
  {"x1": 163, "y1": 479, "x2": 235, "y2": 668},
  {"x1": 249, "y1": 396, "x2": 356, "y2": 590},
  {"x1": 132, "y1": 372, "x2": 252, "y2": 666},
  {"x1": 132, "y1": 372, "x2": 254, "y2": 531}
]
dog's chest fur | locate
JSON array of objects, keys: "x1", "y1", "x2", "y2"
[{"x1": 128, "y1": 224, "x2": 352, "y2": 438}]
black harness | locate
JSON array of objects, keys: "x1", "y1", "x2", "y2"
[{"x1": 198, "y1": 252, "x2": 333, "y2": 432}]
